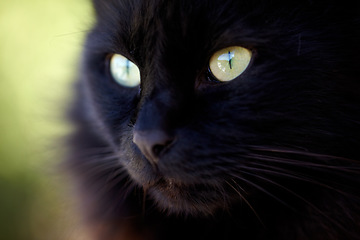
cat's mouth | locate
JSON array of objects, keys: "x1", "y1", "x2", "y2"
[
  {"x1": 126, "y1": 142, "x2": 234, "y2": 215},
  {"x1": 146, "y1": 177, "x2": 228, "y2": 215}
]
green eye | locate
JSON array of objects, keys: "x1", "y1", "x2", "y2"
[
  {"x1": 110, "y1": 54, "x2": 141, "y2": 87},
  {"x1": 209, "y1": 46, "x2": 252, "y2": 82}
]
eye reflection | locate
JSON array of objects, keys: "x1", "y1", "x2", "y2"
[
  {"x1": 110, "y1": 54, "x2": 141, "y2": 87},
  {"x1": 209, "y1": 46, "x2": 252, "y2": 82}
]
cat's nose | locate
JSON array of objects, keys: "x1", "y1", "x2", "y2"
[{"x1": 133, "y1": 129, "x2": 175, "y2": 165}]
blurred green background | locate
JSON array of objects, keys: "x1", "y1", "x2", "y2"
[{"x1": 0, "y1": 0, "x2": 92, "y2": 239}]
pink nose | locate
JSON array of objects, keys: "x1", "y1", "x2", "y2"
[{"x1": 133, "y1": 129, "x2": 175, "y2": 165}]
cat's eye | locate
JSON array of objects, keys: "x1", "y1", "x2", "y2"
[
  {"x1": 110, "y1": 54, "x2": 141, "y2": 87},
  {"x1": 209, "y1": 46, "x2": 252, "y2": 82}
]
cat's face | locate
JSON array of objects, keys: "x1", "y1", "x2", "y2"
[{"x1": 81, "y1": 0, "x2": 360, "y2": 216}]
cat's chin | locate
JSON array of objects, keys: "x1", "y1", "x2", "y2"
[
  {"x1": 124, "y1": 148, "x2": 234, "y2": 216},
  {"x1": 146, "y1": 178, "x2": 229, "y2": 216}
]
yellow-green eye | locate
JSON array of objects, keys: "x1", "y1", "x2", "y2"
[
  {"x1": 209, "y1": 46, "x2": 252, "y2": 82},
  {"x1": 110, "y1": 54, "x2": 141, "y2": 87}
]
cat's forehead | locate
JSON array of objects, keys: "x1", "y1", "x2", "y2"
[
  {"x1": 91, "y1": 0, "x2": 280, "y2": 61},
  {"x1": 91, "y1": 0, "x2": 320, "y2": 52},
  {"x1": 90, "y1": 0, "x2": 347, "y2": 77},
  {"x1": 93, "y1": 0, "x2": 240, "y2": 40}
]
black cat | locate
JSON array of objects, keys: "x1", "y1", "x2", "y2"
[{"x1": 67, "y1": 0, "x2": 360, "y2": 239}]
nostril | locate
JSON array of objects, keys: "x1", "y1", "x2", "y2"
[
  {"x1": 133, "y1": 129, "x2": 175, "y2": 165},
  {"x1": 152, "y1": 139, "x2": 174, "y2": 156},
  {"x1": 152, "y1": 144, "x2": 165, "y2": 157}
]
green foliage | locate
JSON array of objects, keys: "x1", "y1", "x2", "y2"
[{"x1": 0, "y1": 1, "x2": 92, "y2": 239}]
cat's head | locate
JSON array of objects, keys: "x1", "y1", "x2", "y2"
[{"x1": 78, "y1": 0, "x2": 360, "y2": 216}]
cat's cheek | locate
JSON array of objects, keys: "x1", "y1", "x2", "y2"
[
  {"x1": 117, "y1": 140, "x2": 160, "y2": 186},
  {"x1": 122, "y1": 156, "x2": 156, "y2": 185}
]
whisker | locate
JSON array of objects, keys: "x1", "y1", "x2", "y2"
[
  {"x1": 242, "y1": 170, "x2": 323, "y2": 211},
  {"x1": 53, "y1": 30, "x2": 90, "y2": 38},
  {"x1": 216, "y1": 183, "x2": 231, "y2": 210},
  {"x1": 142, "y1": 187, "x2": 148, "y2": 218},
  {"x1": 225, "y1": 180, "x2": 264, "y2": 226},
  {"x1": 240, "y1": 170, "x2": 350, "y2": 234},
  {"x1": 230, "y1": 178, "x2": 248, "y2": 195},
  {"x1": 71, "y1": 146, "x2": 114, "y2": 157},
  {"x1": 229, "y1": 173, "x2": 296, "y2": 211},
  {"x1": 246, "y1": 153, "x2": 360, "y2": 173},
  {"x1": 249, "y1": 145, "x2": 358, "y2": 164},
  {"x1": 243, "y1": 161, "x2": 351, "y2": 196},
  {"x1": 77, "y1": 158, "x2": 120, "y2": 175},
  {"x1": 104, "y1": 167, "x2": 129, "y2": 189}
]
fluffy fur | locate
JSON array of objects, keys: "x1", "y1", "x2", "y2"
[{"x1": 67, "y1": 0, "x2": 360, "y2": 239}]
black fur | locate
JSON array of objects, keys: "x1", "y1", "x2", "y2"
[{"x1": 67, "y1": 0, "x2": 360, "y2": 239}]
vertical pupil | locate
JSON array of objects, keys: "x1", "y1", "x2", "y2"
[
  {"x1": 126, "y1": 60, "x2": 130, "y2": 75},
  {"x1": 228, "y1": 51, "x2": 232, "y2": 69}
]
